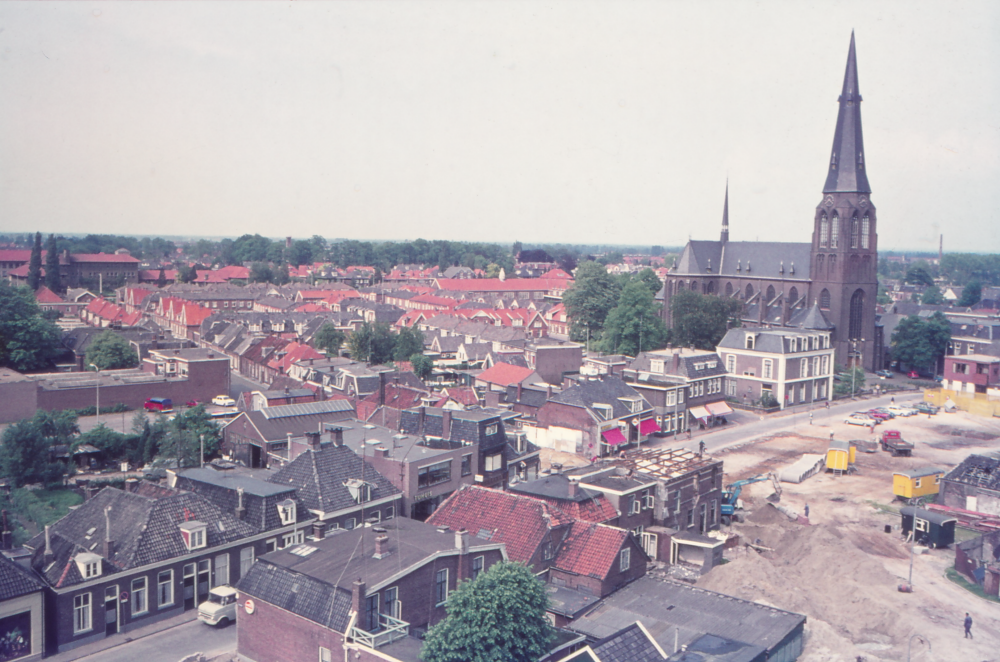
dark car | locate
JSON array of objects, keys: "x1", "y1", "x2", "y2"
[
  {"x1": 914, "y1": 403, "x2": 939, "y2": 415},
  {"x1": 875, "y1": 370, "x2": 893, "y2": 379}
]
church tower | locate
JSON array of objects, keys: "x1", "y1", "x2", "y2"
[{"x1": 810, "y1": 32, "x2": 878, "y2": 370}]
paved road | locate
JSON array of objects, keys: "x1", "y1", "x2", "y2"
[{"x1": 76, "y1": 619, "x2": 235, "y2": 662}]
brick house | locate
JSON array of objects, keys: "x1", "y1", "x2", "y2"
[
  {"x1": 0, "y1": 551, "x2": 47, "y2": 661},
  {"x1": 942, "y1": 354, "x2": 1000, "y2": 396},
  {"x1": 939, "y1": 454, "x2": 1000, "y2": 516},
  {"x1": 717, "y1": 326, "x2": 836, "y2": 410},
  {"x1": 509, "y1": 473, "x2": 619, "y2": 525},
  {"x1": 25, "y1": 481, "x2": 310, "y2": 654},
  {"x1": 621, "y1": 354, "x2": 689, "y2": 437},
  {"x1": 624, "y1": 348, "x2": 731, "y2": 428},
  {"x1": 235, "y1": 517, "x2": 507, "y2": 662}
]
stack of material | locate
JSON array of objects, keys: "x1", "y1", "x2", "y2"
[{"x1": 778, "y1": 454, "x2": 825, "y2": 484}]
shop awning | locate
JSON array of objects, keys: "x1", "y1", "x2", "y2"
[
  {"x1": 688, "y1": 406, "x2": 710, "y2": 420},
  {"x1": 601, "y1": 428, "x2": 627, "y2": 445},
  {"x1": 639, "y1": 418, "x2": 660, "y2": 435},
  {"x1": 706, "y1": 402, "x2": 733, "y2": 416}
]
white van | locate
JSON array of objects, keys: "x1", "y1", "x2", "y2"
[{"x1": 198, "y1": 586, "x2": 239, "y2": 626}]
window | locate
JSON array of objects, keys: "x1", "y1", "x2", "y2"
[
  {"x1": 484, "y1": 454, "x2": 502, "y2": 472},
  {"x1": 820, "y1": 289, "x2": 831, "y2": 309},
  {"x1": 914, "y1": 477, "x2": 922, "y2": 488},
  {"x1": 265, "y1": 539, "x2": 277, "y2": 553},
  {"x1": 385, "y1": 506, "x2": 395, "y2": 520},
  {"x1": 862, "y1": 215, "x2": 870, "y2": 248},
  {"x1": 630, "y1": 497, "x2": 641, "y2": 515},
  {"x1": 745, "y1": 335, "x2": 754, "y2": 350},
  {"x1": 687, "y1": 509, "x2": 694, "y2": 527},
  {"x1": 383, "y1": 587, "x2": 400, "y2": 619},
  {"x1": 485, "y1": 423, "x2": 498, "y2": 436},
  {"x1": 619, "y1": 548, "x2": 631, "y2": 572},
  {"x1": 800, "y1": 358, "x2": 808, "y2": 378},
  {"x1": 954, "y1": 363, "x2": 968, "y2": 374},
  {"x1": 180, "y1": 521, "x2": 207, "y2": 551},
  {"x1": 435, "y1": 569, "x2": 449, "y2": 606},
  {"x1": 461, "y1": 454, "x2": 472, "y2": 476},
  {"x1": 914, "y1": 518, "x2": 929, "y2": 533},
  {"x1": 710, "y1": 500, "x2": 717, "y2": 525},
  {"x1": 726, "y1": 355, "x2": 735, "y2": 373},
  {"x1": 281, "y1": 530, "x2": 304, "y2": 548},
  {"x1": 240, "y1": 547, "x2": 254, "y2": 577},
  {"x1": 934, "y1": 474, "x2": 941, "y2": 484},
  {"x1": 84, "y1": 561, "x2": 99, "y2": 578},
  {"x1": 819, "y1": 215, "x2": 829, "y2": 247},
  {"x1": 542, "y1": 541, "x2": 554, "y2": 560},
  {"x1": 821, "y1": 356, "x2": 829, "y2": 375},
  {"x1": 132, "y1": 577, "x2": 148, "y2": 616},
  {"x1": 813, "y1": 357, "x2": 820, "y2": 376},
  {"x1": 418, "y1": 461, "x2": 452, "y2": 488},
  {"x1": 214, "y1": 553, "x2": 230, "y2": 587},
  {"x1": 157, "y1": 570, "x2": 173, "y2": 608},
  {"x1": 849, "y1": 289, "x2": 865, "y2": 339},
  {"x1": 851, "y1": 216, "x2": 859, "y2": 248},
  {"x1": 763, "y1": 360, "x2": 772, "y2": 380},
  {"x1": 830, "y1": 213, "x2": 839, "y2": 248},
  {"x1": 594, "y1": 404, "x2": 613, "y2": 421},
  {"x1": 726, "y1": 379, "x2": 737, "y2": 396},
  {"x1": 650, "y1": 359, "x2": 664, "y2": 373},
  {"x1": 74, "y1": 593, "x2": 92, "y2": 633},
  {"x1": 345, "y1": 518, "x2": 356, "y2": 530},
  {"x1": 320, "y1": 648, "x2": 332, "y2": 662},
  {"x1": 472, "y1": 555, "x2": 485, "y2": 580},
  {"x1": 278, "y1": 500, "x2": 297, "y2": 525},
  {"x1": 365, "y1": 594, "x2": 380, "y2": 632}
]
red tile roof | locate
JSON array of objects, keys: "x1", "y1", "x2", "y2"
[
  {"x1": 530, "y1": 495, "x2": 619, "y2": 524},
  {"x1": 476, "y1": 362, "x2": 535, "y2": 387},
  {"x1": 433, "y1": 278, "x2": 568, "y2": 292},
  {"x1": 441, "y1": 386, "x2": 480, "y2": 406},
  {"x1": 33, "y1": 286, "x2": 64, "y2": 304},
  {"x1": 554, "y1": 521, "x2": 629, "y2": 579},
  {"x1": 426, "y1": 485, "x2": 573, "y2": 564},
  {"x1": 0, "y1": 250, "x2": 32, "y2": 262}
]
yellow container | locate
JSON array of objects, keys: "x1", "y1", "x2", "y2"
[{"x1": 893, "y1": 468, "x2": 944, "y2": 499}]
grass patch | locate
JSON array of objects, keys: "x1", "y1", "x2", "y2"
[
  {"x1": 945, "y1": 567, "x2": 1000, "y2": 604},
  {"x1": 864, "y1": 499, "x2": 899, "y2": 515},
  {"x1": 8, "y1": 488, "x2": 83, "y2": 533}
]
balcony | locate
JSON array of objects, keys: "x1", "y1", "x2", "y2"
[{"x1": 349, "y1": 614, "x2": 410, "y2": 649}]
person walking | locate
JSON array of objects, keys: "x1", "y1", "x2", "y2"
[
  {"x1": 809, "y1": 412, "x2": 813, "y2": 425},
  {"x1": 890, "y1": 395, "x2": 895, "y2": 405},
  {"x1": 964, "y1": 612, "x2": 973, "y2": 638},
  {"x1": 804, "y1": 503, "x2": 810, "y2": 518}
]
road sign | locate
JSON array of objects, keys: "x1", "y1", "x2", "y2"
[
  {"x1": 244, "y1": 599, "x2": 255, "y2": 615},
  {"x1": 120, "y1": 591, "x2": 129, "y2": 602}
]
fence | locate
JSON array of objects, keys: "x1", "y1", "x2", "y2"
[{"x1": 924, "y1": 389, "x2": 1000, "y2": 418}]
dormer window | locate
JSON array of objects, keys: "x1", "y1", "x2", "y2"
[
  {"x1": 277, "y1": 499, "x2": 297, "y2": 526},
  {"x1": 179, "y1": 521, "x2": 208, "y2": 551},
  {"x1": 74, "y1": 552, "x2": 102, "y2": 579},
  {"x1": 650, "y1": 359, "x2": 664, "y2": 374},
  {"x1": 344, "y1": 479, "x2": 371, "y2": 504},
  {"x1": 745, "y1": 335, "x2": 755, "y2": 350},
  {"x1": 593, "y1": 404, "x2": 613, "y2": 421}
]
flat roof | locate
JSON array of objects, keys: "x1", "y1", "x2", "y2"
[
  {"x1": 177, "y1": 467, "x2": 292, "y2": 497},
  {"x1": 148, "y1": 348, "x2": 228, "y2": 361},
  {"x1": 894, "y1": 467, "x2": 945, "y2": 479}
]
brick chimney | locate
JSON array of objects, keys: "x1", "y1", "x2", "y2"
[
  {"x1": 235, "y1": 486, "x2": 246, "y2": 520},
  {"x1": 312, "y1": 521, "x2": 326, "y2": 540},
  {"x1": 306, "y1": 431, "x2": 321, "y2": 450},
  {"x1": 332, "y1": 427, "x2": 344, "y2": 447},
  {"x1": 567, "y1": 478, "x2": 578, "y2": 498},
  {"x1": 375, "y1": 446, "x2": 389, "y2": 459},
  {"x1": 517, "y1": 381, "x2": 522, "y2": 402},
  {"x1": 103, "y1": 506, "x2": 115, "y2": 560},
  {"x1": 124, "y1": 478, "x2": 138, "y2": 493},
  {"x1": 418, "y1": 406, "x2": 426, "y2": 436},
  {"x1": 373, "y1": 534, "x2": 390, "y2": 559},
  {"x1": 442, "y1": 410, "x2": 452, "y2": 439},
  {"x1": 351, "y1": 579, "x2": 366, "y2": 615},
  {"x1": 672, "y1": 351, "x2": 681, "y2": 373},
  {"x1": 43, "y1": 525, "x2": 53, "y2": 565},
  {"x1": 454, "y1": 528, "x2": 469, "y2": 554}
]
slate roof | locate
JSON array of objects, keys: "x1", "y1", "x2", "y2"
[
  {"x1": 567, "y1": 575, "x2": 805, "y2": 655},
  {"x1": 943, "y1": 454, "x2": 1000, "y2": 491},
  {"x1": 592, "y1": 622, "x2": 667, "y2": 662},
  {"x1": 238, "y1": 560, "x2": 353, "y2": 633},
  {"x1": 267, "y1": 444, "x2": 400, "y2": 515},
  {"x1": 663, "y1": 633, "x2": 766, "y2": 662},
  {"x1": 174, "y1": 468, "x2": 305, "y2": 532},
  {"x1": 510, "y1": 474, "x2": 619, "y2": 523},
  {"x1": 502, "y1": 384, "x2": 550, "y2": 409},
  {"x1": 718, "y1": 328, "x2": 828, "y2": 354},
  {"x1": 426, "y1": 485, "x2": 573, "y2": 564},
  {"x1": 549, "y1": 376, "x2": 650, "y2": 420},
  {"x1": 555, "y1": 521, "x2": 632, "y2": 579},
  {"x1": 673, "y1": 240, "x2": 812, "y2": 281},
  {"x1": 0, "y1": 553, "x2": 46, "y2": 600},
  {"x1": 787, "y1": 301, "x2": 835, "y2": 330},
  {"x1": 28, "y1": 484, "x2": 259, "y2": 588}
]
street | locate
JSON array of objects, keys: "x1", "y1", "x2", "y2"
[{"x1": 72, "y1": 619, "x2": 235, "y2": 662}]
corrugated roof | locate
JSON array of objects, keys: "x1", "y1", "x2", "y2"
[{"x1": 260, "y1": 400, "x2": 355, "y2": 420}]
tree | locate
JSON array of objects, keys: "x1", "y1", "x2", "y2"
[
  {"x1": 670, "y1": 290, "x2": 741, "y2": 350},
  {"x1": 85, "y1": 330, "x2": 139, "y2": 370},
  {"x1": 347, "y1": 322, "x2": 397, "y2": 365},
  {"x1": 45, "y1": 234, "x2": 62, "y2": 293},
  {"x1": 562, "y1": 261, "x2": 620, "y2": 343},
  {"x1": 156, "y1": 268, "x2": 167, "y2": 288},
  {"x1": 410, "y1": 353, "x2": 434, "y2": 380},
  {"x1": 313, "y1": 323, "x2": 346, "y2": 355},
  {"x1": 272, "y1": 263, "x2": 291, "y2": 285},
  {"x1": 394, "y1": 326, "x2": 425, "y2": 362},
  {"x1": 890, "y1": 312, "x2": 951, "y2": 373},
  {"x1": 0, "y1": 282, "x2": 64, "y2": 371},
  {"x1": 634, "y1": 268, "x2": 664, "y2": 298},
  {"x1": 27, "y1": 232, "x2": 42, "y2": 291},
  {"x1": 922, "y1": 284, "x2": 943, "y2": 305},
  {"x1": 249, "y1": 262, "x2": 273, "y2": 284},
  {"x1": 156, "y1": 406, "x2": 221, "y2": 468},
  {"x1": 176, "y1": 264, "x2": 198, "y2": 283},
  {"x1": 0, "y1": 410, "x2": 78, "y2": 487},
  {"x1": 76, "y1": 424, "x2": 129, "y2": 461},
  {"x1": 598, "y1": 281, "x2": 669, "y2": 356},
  {"x1": 958, "y1": 280, "x2": 982, "y2": 308},
  {"x1": 421, "y1": 561, "x2": 553, "y2": 662},
  {"x1": 904, "y1": 262, "x2": 935, "y2": 287},
  {"x1": 834, "y1": 366, "x2": 866, "y2": 396}
]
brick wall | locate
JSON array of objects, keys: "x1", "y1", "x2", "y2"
[
  {"x1": 0, "y1": 375, "x2": 39, "y2": 423},
  {"x1": 238, "y1": 595, "x2": 344, "y2": 662}
]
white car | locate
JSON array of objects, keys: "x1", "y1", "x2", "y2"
[
  {"x1": 212, "y1": 395, "x2": 236, "y2": 407},
  {"x1": 844, "y1": 414, "x2": 875, "y2": 428},
  {"x1": 887, "y1": 405, "x2": 914, "y2": 417}
]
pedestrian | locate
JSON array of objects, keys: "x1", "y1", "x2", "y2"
[
  {"x1": 891, "y1": 396, "x2": 895, "y2": 405},
  {"x1": 825, "y1": 401, "x2": 830, "y2": 410},
  {"x1": 964, "y1": 612, "x2": 973, "y2": 638},
  {"x1": 829, "y1": 431, "x2": 834, "y2": 442},
  {"x1": 809, "y1": 412, "x2": 813, "y2": 425},
  {"x1": 687, "y1": 429, "x2": 692, "y2": 441},
  {"x1": 699, "y1": 440, "x2": 706, "y2": 456},
  {"x1": 804, "y1": 503, "x2": 810, "y2": 518}
]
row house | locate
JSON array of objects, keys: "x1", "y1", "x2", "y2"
[
  {"x1": 152, "y1": 297, "x2": 214, "y2": 341},
  {"x1": 238, "y1": 336, "x2": 290, "y2": 384},
  {"x1": 717, "y1": 327, "x2": 836, "y2": 409},
  {"x1": 626, "y1": 348, "x2": 730, "y2": 428},
  {"x1": 544, "y1": 302, "x2": 571, "y2": 339},
  {"x1": 266, "y1": 341, "x2": 324, "y2": 377},
  {"x1": 453, "y1": 308, "x2": 550, "y2": 338},
  {"x1": 621, "y1": 353, "x2": 689, "y2": 436},
  {"x1": 254, "y1": 296, "x2": 300, "y2": 314},
  {"x1": 942, "y1": 354, "x2": 1000, "y2": 396},
  {"x1": 431, "y1": 277, "x2": 570, "y2": 301},
  {"x1": 80, "y1": 297, "x2": 141, "y2": 328},
  {"x1": 418, "y1": 315, "x2": 529, "y2": 350},
  {"x1": 33, "y1": 286, "x2": 96, "y2": 318}
]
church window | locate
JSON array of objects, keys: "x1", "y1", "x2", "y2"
[
  {"x1": 829, "y1": 255, "x2": 837, "y2": 274},
  {"x1": 725, "y1": 282, "x2": 733, "y2": 297},
  {"x1": 789, "y1": 287, "x2": 799, "y2": 304},
  {"x1": 830, "y1": 214, "x2": 839, "y2": 248},
  {"x1": 691, "y1": 281, "x2": 698, "y2": 291},
  {"x1": 706, "y1": 281, "x2": 716, "y2": 294},
  {"x1": 849, "y1": 289, "x2": 865, "y2": 339},
  {"x1": 745, "y1": 284, "x2": 754, "y2": 300},
  {"x1": 766, "y1": 285, "x2": 776, "y2": 301},
  {"x1": 816, "y1": 254, "x2": 825, "y2": 276},
  {"x1": 851, "y1": 215, "x2": 859, "y2": 249},
  {"x1": 861, "y1": 214, "x2": 870, "y2": 249},
  {"x1": 819, "y1": 215, "x2": 829, "y2": 247},
  {"x1": 820, "y1": 289, "x2": 831, "y2": 310}
]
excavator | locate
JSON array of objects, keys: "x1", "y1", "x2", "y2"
[{"x1": 720, "y1": 473, "x2": 782, "y2": 525}]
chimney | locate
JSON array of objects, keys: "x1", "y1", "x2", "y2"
[
  {"x1": 351, "y1": 579, "x2": 366, "y2": 615},
  {"x1": 103, "y1": 506, "x2": 114, "y2": 560},
  {"x1": 375, "y1": 445, "x2": 389, "y2": 459},
  {"x1": 455, "y1": 528, "x2": 469, "y2": 554},
  {"x1": 1, "y1": 511, "x2": 11, "y2": 551},
  {"x1": 418, "y1": 406, "x2": 426, "y2": 436},
  {"x1": 287, "y1": 432, "x2": 293, "y2": 448},
  {"x1": 373, "y1": 534, "x2": 390, "y2": 560},
  {"x1": 673, "y1": 351, "x2": 681, "y2": 372},
  {"x1": 104, "y1": 539, "x2": 115, "y2": 560},
  {"x1": 306, "y1": 431, "x2": 321, "y2": 450},
  {"x1": 312, "y1": 521, "x2": 326, "y2": 540},
  {"x1": 285, "y1": 236, "x2": 292, "y2": 249},
  {"x1": 284, "y1": 386, "x2": 290, "y2": 396},
  {"x1": 442, "y1": 410, "x2": 452, "y2": 439},
  {"x1": 332, "y1": 427, "x2": 344, "y2": 447},
  {"x1": 551, "y1": 463, "x2": 562, "y2": 475},
  {"x1": 124, "y1": 478, "x2": 138, "y2": 493},
  {"x1": 44, "y1": 525, "x2": 54, "y2": 564},
  {"x1": 547, "y1": 384, "x2": 553, "y2": 399},
  {"x1": 235, "y1": 487, "x2": 246, "y2": 520},
  {"x1": 517, "y1": 381, "x2": 522, "y2": 402},
  {"x1": 567, "y1": 479, "x2": 578, "y2": 499}
]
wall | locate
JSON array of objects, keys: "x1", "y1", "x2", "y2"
[
  {"x1": 656, "y1": 461, "x2": 724, "y2": 534},
  {"x1": 237, "y1": 595, "x2": 345, "y2": 662},
  {"x1": 0, "y1": 373, "x2": 39, "y2": 424},
  {"x1": 939, "y1": 479, "x2": 1000, "y2": 517},
  {"x1": 534, "y1": 402, "x2": 597, "y2": 455},
  {"x1": 0, "y1": 590, "x2": 45, "y2": 661}
]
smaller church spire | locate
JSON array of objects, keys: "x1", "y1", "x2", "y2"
[{"x1": 720, "y1": 180, "x2": 730, "y2": 243}]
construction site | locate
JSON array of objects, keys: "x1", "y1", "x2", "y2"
[{"x1": 696, "y1": 407, "x2": 1000, "y2": 662}]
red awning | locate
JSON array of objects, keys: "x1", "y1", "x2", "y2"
[
  {"x1": 601, "y1": 428, "x2": 627, "y2": 445},
  {"x1": 639, "y1": 418, "x2": 660, "y2": 435},
  {"x1": 706, "y1": 402, "x2": 733, "y2": 416}
]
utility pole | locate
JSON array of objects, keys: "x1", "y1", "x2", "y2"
[{"x1": 90, "y1": 364, "x2": 101, "y2": 426}]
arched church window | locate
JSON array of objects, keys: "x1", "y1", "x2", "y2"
[
  {"x1": 766, "y1": 285, "x2": 776, "y2": 301},
  {"x1": 725, "y1": 282, "x2": 733, "y2": 297},
  {"x1": 819, "y1": 215, "x2": 829, "y2": 247},
  {"x1": 706, "y1": 281, "x2": 716, "y2": 294},
  {"x1": 849, "y1": 289, "x2": 865, "y2": 339},
  {"x1": 851, "y1": 215, "x2": 859, "y2": 249},
  {"x1": 691, "y1": 281, "x2": 698, "y2": 291},
  {"x1": 861, "y1": 214, "x2": 870, "y2": 249},
  {"x1": 789, "y1": 287, "x2": 799, "y2": 304},
  {"x1": 820, "y1": 289, "x2": 831, "y2": 309},
  {"x1": 745, "y1": 284, "x2": 754, "y2": 299},
  {"x1": 830, "y1": 213, "x2": 839, "y2": 248}
]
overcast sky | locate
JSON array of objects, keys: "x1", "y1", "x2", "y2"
[{"x1": 1, "y1": 1, "x2": 998, "y2": 253}]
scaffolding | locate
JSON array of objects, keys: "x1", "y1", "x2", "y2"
[{"x1": 616, "y1": 447, "x2": 716, "y2": 479}]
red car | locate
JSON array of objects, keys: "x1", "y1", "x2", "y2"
[{"x1": 907, "y1": 370, "x2": 920, "y2": 379}]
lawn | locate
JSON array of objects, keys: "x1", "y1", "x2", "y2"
[
  {"x1": 4, "y1": 487, "x2": 84, "y2": 544},
  {"x1": 945, "y1": 567, "x2": 1000, "y2": 604}
]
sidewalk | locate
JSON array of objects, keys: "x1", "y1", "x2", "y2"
[{"x1": 46, "y1": 610, "x2": 198, "y2": 662}]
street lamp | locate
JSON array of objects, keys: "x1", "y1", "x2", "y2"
[
  {"x1": 89, "y1": 364, "x2": 101, "y2": 427},
  {"x1": 850, "y1": 338, "x2": 865, "y2": 399}
]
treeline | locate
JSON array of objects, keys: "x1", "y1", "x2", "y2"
[{"x1": 879, "y1": 253, "x2": 1000, "y2": 287}]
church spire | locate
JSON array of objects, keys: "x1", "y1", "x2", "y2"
[
  {"x1": 720, "y1": 180, "x2": 729, "y2": 243},
  {"x1": 823, "y1": 31, "x2": 871, "y2": 194}
]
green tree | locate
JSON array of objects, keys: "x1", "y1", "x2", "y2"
[
  {"x1": 633, "y1": 268, "x2": 664, "y2": 297},
  {"x1": 76, "y1": 424, "x2": 129, "y2": 461},
  {"x1": 876, "y1": 282, "x2": 893, "y2": 306},
  {"x1": 562, "y1": 261, "x2": 620, "y2": 343},
  {"x1": 904, "y1": 262, "x2": 935, "y2": 287},
  {"x1": 313, "y1": 323, "x2": 346, "y2": 355},
  {"x1": 176, "y1": 264, "x2": 198, "y2": 283},
  {"x1": 85, "y1": 330, "x2": 139, "y2": 370},
  {"x1": 393, "y1": 326, "x2": 425, "y2": 362},
  {"x1": 157, "y1": 406, "x2": 221, "y2": 468},
  {"x1": 598, "y1": 281, "x2": 669, "y2": 356},
  {"x1": 890, "y1": 312, "x2": 951, "y2": 373},
  {"x1": 410, "y1": 353, "x2": 434, "y2": 379},
  {"x1": 249, "y1": 262, "x2": 273, "y2": 284},
  {"x1": 45, "y1": 234, "x2": 62, "y2": 293},
  {"x1": 921, "y1": 285, "x2": 943, "y2": 305},
  {"x1": 834, "y1": 366, "x2": 866, "y2": 396},
  {"x1": 670, "y1": 289, "x2": 741, "y2": 350},
  {"x1": 347, "y1": 322, "x2": 397, "y2": 365},
  {"x1": 0, "y1": 410, "x2": 78, "y2": 487},
  {"x1": 958, "y1": 280, "x2": 982, "y2": 307},
  {"x1": 485, "y1": 263, "x2": 501, "y2": 278},
  {"x1": 27, "y1": 232, "x2": 42, "y2": 291},
  {"x1": 156, "y1": 268, "x2": 167, "y2": 288},
  {"x1": 421, "y1": 561, "x2": 553, "y2": 662},
  {"x1": 272, "y1": 263, "x2": 291, "y2": 285},
  {"x1": 0, "y1": 282, "x2": 64, "y2": 372}
]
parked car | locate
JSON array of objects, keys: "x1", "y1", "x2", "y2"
[
  {"x1": 914, "y1": 403, "x2": 939, "y2": 415},
  {"x1": 212, "y1": 395, "x2": 236, "y2": 407},
  {"x1": 887, "y1": 405, "x2": 914, "y2": 417},
  {"x1": 845, "y1": 414, "x2": 877, "y2": 428},
  {"x1": 198, "y1": 586, "x2": 238, "y2": 627},
  {"x1": 144, "y1": 397, "x2": 173, "y2": 412},
  {"x1": 875, "y1": 370, "x2": 893, "y2": 379},
  {"x1": 142, "y1": 457, "x2": 181, "y2": 480},
  {"x1": 185, "y1": 400, "x2": 198, "y2": 407},
  {"x1": 867, "y1": 409, "x2": 893, "y2": 421},
  {"x1": 907, "y1": 370, "x2": 920, "y2": 379}
]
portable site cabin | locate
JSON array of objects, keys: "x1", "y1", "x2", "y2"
[
  {"x1": 893, "y1": 467, "x2": 945, "y2": 500},
  {"x1": 826, "y1": 440, "x2": 855, "y2": 472},
  {"x1": 900, "y1": 506, "x2": 957, "y2": 548}
]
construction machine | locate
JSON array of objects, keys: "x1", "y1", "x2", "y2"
[{"x1": 720, "y1": 473, "x2": 782, "y2": 525}]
